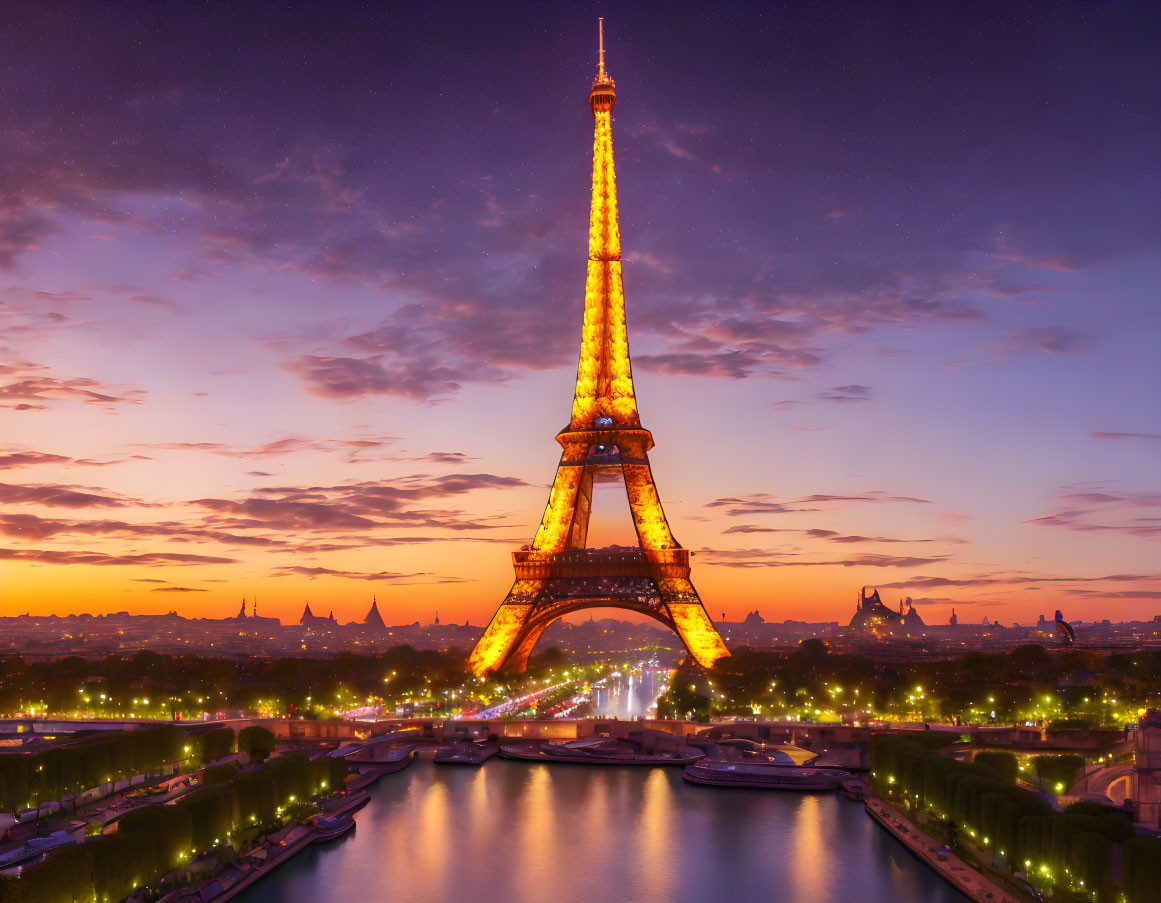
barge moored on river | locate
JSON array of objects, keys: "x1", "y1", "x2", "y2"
[
  {"x1": 434, "y1": 739, "x2": 500, "y2": 765},
  {"x1": 683, "y1": 760, "x2": 848, "y2": 790},
  {"x1": 501, "y1": 737, "x2": 703, "y2": 766}
]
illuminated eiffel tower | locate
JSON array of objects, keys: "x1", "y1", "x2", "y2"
[{"x1": 468, "y1": 22, "x2": 730, "y2": 677}]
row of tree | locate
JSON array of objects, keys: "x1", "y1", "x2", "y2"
[
  {"x1": 0, "y1": 646, "x2": 471, "y2": 720},
  {"x1": 0, "y1": 751, "x2": 346, "y2": 903},
  {"x1": 869, "y1": 734, "x2": 1160, "y2": 902},
  {"x1": 0, "y1": 725, "x2": 234, "y2": 812},
  {"x1": 658, "y1": 641, "x2": 1161, "y2": 725}
]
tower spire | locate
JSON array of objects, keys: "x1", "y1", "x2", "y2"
[{"x1": 597, "y1": 17, "x2": 607, "y2": 81}]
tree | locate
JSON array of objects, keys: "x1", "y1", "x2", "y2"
[
  {"x1": 1032, "y1": 754, "x2": 1085, "y2": 795},
  {"x1": 238, "y1": 726, "x2": 276, "y2": 764},
  {"x1": 973, "y1": 750, "x2": 1017, "y2": 785},
  {"x1": 1123, "y1": 835, "x2": 1161, "y2": 903},
  {"x1": 196, "y1": 726, "x2": 236, "y2": 765}
]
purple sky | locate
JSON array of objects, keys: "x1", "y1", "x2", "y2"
[{"x1": 1, "y1": 1, "x2": 1158, "y2": 626}]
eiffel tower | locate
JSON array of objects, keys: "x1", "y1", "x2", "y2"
[{"x1": 468, "y1": 22, "x2": 730, "y2": 678}]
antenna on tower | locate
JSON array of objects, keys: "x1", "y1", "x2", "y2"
[{"x1": 598, "y1": 17, "x2": 606, "y2": 80}]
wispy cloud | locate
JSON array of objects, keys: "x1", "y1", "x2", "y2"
[{"x1": 1089, "y1": 432, "x2": 1161, "y2": 442}]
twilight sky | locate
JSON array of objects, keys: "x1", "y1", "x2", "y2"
[{"x1": 1, "y1": 0, "x2": 1158, "y2": 627}]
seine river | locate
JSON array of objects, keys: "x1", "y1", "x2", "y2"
[{"x1": 238, "y1": 760, "x2": 968, "y2": 903}]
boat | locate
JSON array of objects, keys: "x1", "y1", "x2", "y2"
[
  {"x1": 501, "y1": 740, "x2": 703, "y2": 766},
  {"x1": 434, "y1": 740, "x2": 499, "y2": 765},
  {"x1": 0, "y1": 830, "x2": 80, "y2": 870},
  {"x1": 840, "y1": 777, "x2": 869, "y2": 800},
  {"x1": 307, "y1": 813, "x2": 356, "y2": 843},
  {"x1": 683, "y1": 760, "x2": 848, "y2": 790},
  {"x1": 324, "y1": 788, "x2": 371, "y2": 813},
  {"x1": 343, "y1": 742, "x2": 416, "y2": 788}
]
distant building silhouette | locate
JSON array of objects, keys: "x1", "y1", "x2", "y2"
[
  {"x1": 849, "y1": 587, "x2": 903, "y2": 630},
  {"x1": 1055, "y1": 609, "x2": 1076, "y2": 645},
  {"x1": 901, "y1": 597, "x2": 924, "y2": 629},
  {"x1": 363, "y1": 597, "x2": 388, "y2": 634}
]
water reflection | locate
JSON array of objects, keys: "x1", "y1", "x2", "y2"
[{"x1": 237, "y1": 761, "x2": 968, "y2": 903}]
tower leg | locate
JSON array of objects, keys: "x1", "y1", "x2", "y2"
[{"x1": 467, "y1": 581, "x2": 542, "y2": 677}]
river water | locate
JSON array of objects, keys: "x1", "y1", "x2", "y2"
[{"x1": 237, "y1": 760, "x2": 967, "y2": 903}]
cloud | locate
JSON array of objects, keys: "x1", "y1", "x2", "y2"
[
  {"x1": 0, "y1": 512, "x2": 287, "y2": 547},
  {"x1": 0, "y1": 481, "x2": 139, "y2": 508},
  {"x1": 272, "y1": 565, "x2": 470, "y2": 583},
  {"x1": 283, "y1": 354, "x2": 474, "y2": 402},
  {"x1": 0, "y1": 451, "x2": 72, "y2": 469},
  {"x1": 1089, "y1": 432, "x2": 1161, "y2": 442},
  {"x1": 799, "y1": 492, "x2": 932, "y2": 504},
  {"x1": 705, "y1": 494, "x2": 809, "y2": 516},
  {"x1": 721, "y1": 524, "x2": 961, "y2": 545},
  {"x1": 1024, "y1": 485, "x2": 1161, "y2": 539},
  {"x1": 412, "y1": 452, "x2": 478, "y2": 465},
  {"x1": 0, "y1": 362, "x2": 146, "y2": 410},
  {"x1": 878, "y1": 573, "x2": 1159, "y2": 590},
  {"x1": 191, "y1": 497, "x2": 383, "y2": 531},
  {"x1": 0, "y1": 548, "x2": 236, "y2": 566},
  {"x1": 993, "y1": 327, "x2": 1088, "y2": 356},
  {"x1": 137, "y1": 435, "x2": 400, "y2": 464},
  {"x1": 697, "y1": 548, "x2": 948, "y2": 569},
  {"x1": 817, "y1": 384, "x2": 873, "y2": 402},
  {"x1": 150, "y1": 586, "x2": 208, "y2": 592},
  {"x1": 803, "y1": 528, "x2": 961, "y2": 544},
  {"x1": 705, "y1": 490, "x2": 930, "y2": 517},
  {"x1": 0, "y1": 450, "x2": 137, "y2": 470},
  {"x1": 190, "y1": 472, "x2": 527, "y2": 534}
]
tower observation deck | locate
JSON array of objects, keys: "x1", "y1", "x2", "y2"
[{"x1": 467, "y1": 21, "x2": 730, "y2": 677}]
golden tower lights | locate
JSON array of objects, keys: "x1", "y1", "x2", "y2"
[{"x1": 468, "y1": 21, "x2": 730, "y2": 677}]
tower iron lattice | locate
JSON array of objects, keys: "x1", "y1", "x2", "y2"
[{"x1": 467, "y1": 21, "x2": 730, "y2": 677}]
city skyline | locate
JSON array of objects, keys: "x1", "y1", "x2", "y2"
[{"x1": 2, "y1": 2, "x2": 1159, "y2": 627}]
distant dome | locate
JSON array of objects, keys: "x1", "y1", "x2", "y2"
[
  {"x1": 849, "y1": 604, "x2": 904, "y2": 629},
  {"x1": 849, "y1": 587, "x2": 903, "y2": 630}
]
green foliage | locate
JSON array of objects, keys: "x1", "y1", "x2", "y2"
[
  {"x1": 1064, "y1": 800, "x2": 1126, "y2": 817},
  {"x1": 972, "y1": 750, "x2": 1018, "y2": 785},
  {"x1": 652, "y1": 643, "x2": 1161, "y2": 725},
  {"x1": 1047, "y1": 717, "x2": 1094, "y2": 731},
  {"x1": 238, "y1": 725, "x2": 276, "y2": 763},
  {"x1": 1072, "y1": 831, "x2": 1115, "y2": 902},
  {"x1": 203, "y1": 762, "x2": 240, "y2": 784},
  {"x1": 195, "y1": 726, "x2": 236, "y2": 765},
  {"x1": 1123, "y1": 835, "x2": 1161, "y2": 903},
  {"x1": 869, "y1": 734, "x2": 1143, "y2": 901},
  {"x1": 14, "y1": 842, "x2": 94, "y2": 903},
  {"x1": 18, "y1": 751, "x2": 339, "y2": 903},
  {"x1": 0, "y1": 725, "x2": 184, "y2": 812},
  {"x1": 1032, "y1": 754, "x2": 1086, "y2": 793},
  {"x1": 655, "y1": 667, "x2": 710, "y2": 721}
]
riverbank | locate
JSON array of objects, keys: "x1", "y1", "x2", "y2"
[
  {"x1": 864, "y1": 796, "x2": 1023, "y2": 903},
  {"x1": 159, "y1": 789, "x2": 368, "y2": 903}
]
